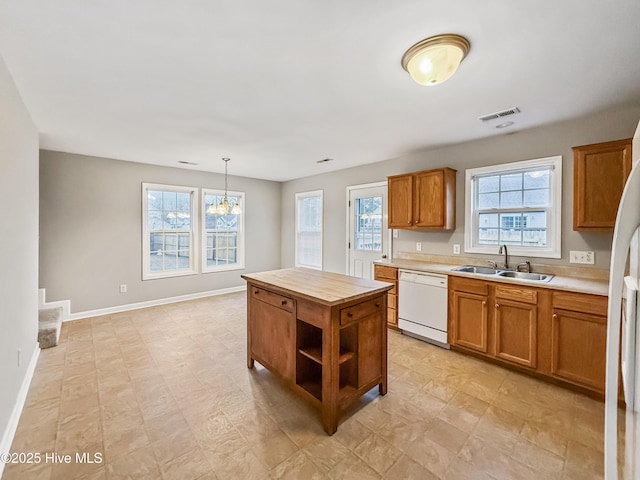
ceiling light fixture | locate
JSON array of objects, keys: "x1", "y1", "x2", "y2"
[
  {"x1": 495, "y1": 121, "x2": 514, "y2": 129},
  {"x1": 401, "y1": 34, "x2": 470, "y2": 86},
  {"x1": 208, "y1": 158, "x2": 241, "y2": 215}
]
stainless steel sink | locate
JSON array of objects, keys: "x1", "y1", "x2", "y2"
[
  {"x1": 451, "y1": 265, "x2": 499, "y2": 275},
  {"x1": 451, "y1": 265, "x2": 554, "y2": 282},
  {"x1": 498, "y1": 271, "x2": 554, "y2": 282}
]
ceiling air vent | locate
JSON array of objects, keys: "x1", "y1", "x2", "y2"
[{"x1": 478, "y1": 107, "x2": 521, "y2": 123}]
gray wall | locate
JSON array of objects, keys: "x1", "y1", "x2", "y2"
[
  {"x1": 281, "y1": 104, "x2": 640, "y2": 273},
  {"x1": 0, "y1": 55, "x2": 39, "y2": 449},
  {"x1": 39, "y1": 151, "x2": 281, "y2": 312}
]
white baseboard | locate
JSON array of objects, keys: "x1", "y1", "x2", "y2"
[
  {"x1": 0, "y1": 344, "x2": 40, "y2": 477},
  {"x1": 65, "y1": 285, "x2": 247, "y2": 322}
]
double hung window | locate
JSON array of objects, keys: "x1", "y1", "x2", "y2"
[
  {"x1": 202, "y1": 189, "x2": 244, "y2": 272},
  {"x1": 464, "y1": 156, "x2": 562, "y2": 258},
  {"x1": 295, "y1": 190, "x2": 323, "y2": 270},
  {"x1": 142, "y1": 183, "x2": 197, "y2": 279}
]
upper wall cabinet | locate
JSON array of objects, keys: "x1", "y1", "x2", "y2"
[
  {"x1": 573, "y1": 138, "x2": 632, "y2": 231},
  {"x1": 388, "y1": 167, "x2": 456, "y2": 230}
]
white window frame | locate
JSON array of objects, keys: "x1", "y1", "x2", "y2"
[
  {"x1": 201, "y1": 188, "x2": 245, "y2": 273},
  {"x1": 142, "y1": 183, "x2": 199, "y2": 280},
  {"x1": 295, "y1": 190, "x2": 323, "y2": 270},
  {"x1": 464, "y1": 156, "x2": 562, "y2": 259}
]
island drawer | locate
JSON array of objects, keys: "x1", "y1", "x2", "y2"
[
  {"x1": 251, "y1": 286, "x2": 295, "y2": 313},
  {"x1": 340, "y1": 297, "x2": 383, "y2": 326}
]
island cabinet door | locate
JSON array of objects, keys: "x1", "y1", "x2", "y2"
[{"x1": 248, "y1": 288, "x2": 296, "y2": 381}]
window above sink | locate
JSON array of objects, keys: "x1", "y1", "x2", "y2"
[{"x1": 464, "y1": 156, "x2": 562, "y2": 259}]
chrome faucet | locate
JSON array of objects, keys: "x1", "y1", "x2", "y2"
[{"x1": 498, "y1": 244, "x2": 509, "y2": 269}]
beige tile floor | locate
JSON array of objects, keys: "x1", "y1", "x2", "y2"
[{"x1": 2, "y1": 292, "x2": 608, "y2": 479}]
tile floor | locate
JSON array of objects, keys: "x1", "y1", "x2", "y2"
[{"x1": 2, "y1": 292, "x2": 609, "y2": 479}]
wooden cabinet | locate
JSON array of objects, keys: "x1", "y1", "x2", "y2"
[
  {"x1": 493, "y1": 285, "x2": 538, "y2": 369},
  {"x1": 449, "y1": 277, "x2": 489, "y2": 353},
  {"x1": 248, "y1": 286, "x2": 296, "y2": 379},
  {"x1": 373, "y1": 264, "x2": 399, "y2": 329},
  {"x1": 243, "y1": 268, "x2": 392, "y2": 435},
  {"x1": 449, "y1": 274, "x2": 609, "y2": 396},
  {"x1": 573, "y1": 138, "x2": 632, "y2": 230},
  {"x1": 549, "y1": 291, "x2": 608, "y2": 393},
  {"x1": 388, "y1": 167, "x2": 456, "y2": 230}
]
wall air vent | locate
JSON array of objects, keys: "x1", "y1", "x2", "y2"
[{"x1": 478, "y1": 107, "x2": 521, "y2": 123}]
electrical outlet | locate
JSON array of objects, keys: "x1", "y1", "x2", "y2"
[
  {"x1": 569, "y1": 250, "x2": 595, "y2": 264},
  {"x1": 416, "y1": 242, "x2": 422, "y2": 251},
  {"x1": 393, "y1": 229, "x2": 398, "y2": 238},
  {"x1": 119, "y1": 284, "x2": 127, "y2": 293},
  {"x1": 453, "y1": 244, "x2": 461, "y2": 254}
]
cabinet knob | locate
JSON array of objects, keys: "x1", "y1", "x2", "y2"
[
  {"x1": 482, "y1": 301, "x2": 486, "y2": 305},
  {"x1": 375, "y1": 303, "x2": 380, "y2": 308},
  {"x1": 347, "y1": 312, "x2": 353, "y2": 318},
  {"x1": 281, "y1": 300, "x2": 287, "y2": 306},
  {"x1": 495, "y1": 303, "x2": 500, "y2": 309},
  {"x1": 254, "y1": 290, "x2": 259, "y2": 295},
  {"x1": 552, "y1": 313, "x2": 558, "y2": 320},
  {"x1": 407, "y1": 220, "x2": 411, "y2": 225}
]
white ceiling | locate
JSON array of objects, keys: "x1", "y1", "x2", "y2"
[{"x1": 1, "y1": 1, "x2": 640, "y2": 182}]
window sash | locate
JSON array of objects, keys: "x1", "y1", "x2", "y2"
[
  {"x1": 201, "y1": 189, "x2": 244, "y2": 272},
  {"x1": 143, "y1": 183, "x2": 198, "y2": 280},
  {"x1": 464, "y1": 156, "x2": 562, "y2": 258},
  {"x1": 295, "y1": 190, "x2": 323, "y2": 270}
]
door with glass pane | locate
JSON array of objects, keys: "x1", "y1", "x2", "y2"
[{"x1": 348, "y1": 183, "x2": 389, "y2": 279}]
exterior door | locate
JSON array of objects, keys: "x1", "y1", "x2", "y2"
[{"x1": 347, "y1": 183, "x2": 389, "y2": 279}]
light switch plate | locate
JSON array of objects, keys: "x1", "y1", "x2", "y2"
[
  {"x1": 569, "y1": 250, "x2": 595, "y2": 264},
  {"x1": 416, "y1": 242, "x2": 422, "y2": 251}
]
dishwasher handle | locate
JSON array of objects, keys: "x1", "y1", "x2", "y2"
[{"x1": 399, "y1": 271, "x2": 447, "y2": 287}]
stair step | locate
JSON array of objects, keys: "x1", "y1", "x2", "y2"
[{"x1": 38, "y1": 307, "x2": 63, "y2": 349}]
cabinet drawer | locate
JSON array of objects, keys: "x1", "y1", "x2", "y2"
[
  {"x1": 552, "y1": 292, "x2": 607, "y2": 316},
  {"x1": 388, "y1": 293, "x2": 397, "y2": 310},
  {"x1": 374, "y1": 265, "x2": 398, "y2": 280},
  {"x1": 251, "y1": 287, "x2": 295, "y2": 313},
  {"x1": 495, "y1": 285, "x2": 538, "y2": 304},
  {"x1": 450, "y1": 277, "x2": 489, "y2": 296},
  {"x1": 340, "y1": 297, "x2": 383, "y2": 326}
]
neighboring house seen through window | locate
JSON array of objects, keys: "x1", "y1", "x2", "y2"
[
  {"x1": 464, "y1": 156, "x2": 562, "y2": 259},
  {"x1": 295, "y1": 190, "x2": 323, "y2": 269},
  {"x1": 142, "y1": 183, "x2": 198, "y2": 279}
]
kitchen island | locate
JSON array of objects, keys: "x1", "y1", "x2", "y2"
[{"x1": 241, "y1": 267, "x2": 394, "y2": 434}]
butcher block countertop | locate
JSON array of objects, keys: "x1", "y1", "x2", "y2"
[{"x1": 241, "y1": 267, "x2": 394, "y2": 306}]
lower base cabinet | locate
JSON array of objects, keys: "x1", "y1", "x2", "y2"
[
  {"x1": 449, "y1": 276, "x2": 608, "y2": 397},
  {"x1": 549, "y1": 292, "x2": 607, "y2": 394},
  {"x1": 373, "y1": 265, "x2": 399, "y2": 329}
]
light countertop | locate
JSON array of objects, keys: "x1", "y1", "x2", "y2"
[{"x1": 374, "y1": 258, "x2": 609, "y2": 297}]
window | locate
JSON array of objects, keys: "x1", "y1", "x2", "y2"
[
  {"x1": 295, "y1": 190, "x2": 323, "y2": 269},
  {"x1": 355, "y1": 195, "x2": 382, "y2": 252},
  {"x1": 465, "y1": 156, "x2": 562, "y2": 258},
  {"x1": 202, "y1": 189, "x2": 245, "y2": 272},
  {"x1": 143, "y1": 183, "x2": 198, "y2": 279}
]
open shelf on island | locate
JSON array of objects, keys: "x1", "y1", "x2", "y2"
[{"x1": 298, "y1": 346, "x2": 355, "y2": 365}]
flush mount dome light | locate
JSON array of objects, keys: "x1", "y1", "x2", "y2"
[{"x1": 401, "y1": 34, "x2": 470, "y2": 86}]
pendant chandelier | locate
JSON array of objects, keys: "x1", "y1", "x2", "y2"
[{"x1": 208, "y1": 158, "x2": 241, "y2": 215}]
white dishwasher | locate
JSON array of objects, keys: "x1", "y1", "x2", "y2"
[{"x1": 398, "y1": 270, "x2": 449, "y2": 348}]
